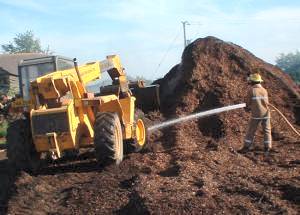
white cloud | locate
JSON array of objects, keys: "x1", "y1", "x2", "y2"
[{"x1": 253, "y1": 7, "x2": 300, "y2": 21}]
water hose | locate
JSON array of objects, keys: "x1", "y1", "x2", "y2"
[
  {"x1": 148, "y1": 103, "x2": 246, "y2": 131},
  {"x1": 269, "y1": 103, "x2": 300, "y2": 138}
]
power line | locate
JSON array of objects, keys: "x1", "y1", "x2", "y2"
[
  {"x1": 191, "y1": 23, "x2": 202, "y2": 41},
  {"x1": 189, "y1": 21, "x2": 202, "y2": 25},
  {"x1": 152, "y1": 28, "x2": 181, "y2": 79}
]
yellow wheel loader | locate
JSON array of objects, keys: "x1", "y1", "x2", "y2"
[{"x1": 6, "y1": 55, "x2": 159, "y2": 172}]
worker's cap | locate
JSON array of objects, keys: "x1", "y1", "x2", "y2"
[{"x1": 247, "y1": 73, "x2": 263, "y2": 83}]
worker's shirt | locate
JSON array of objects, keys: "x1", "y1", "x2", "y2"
[{"x1": 246, "y1": 84, "x2": 270, "y2": 118}]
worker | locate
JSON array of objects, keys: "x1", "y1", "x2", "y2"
[{"x1": 240, "y1": 73, "x2": 272, "y2": 153}]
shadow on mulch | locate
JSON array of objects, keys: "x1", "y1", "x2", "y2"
[
  {"x1": 279, "y1": 184, "x2": 300, "y2": 204},
  {"x1": 0, "y1": 159, "x2": 17, "y2": 214}
]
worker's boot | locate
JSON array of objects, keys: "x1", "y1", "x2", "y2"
[
  {"x1": 264, "y1": 140, "x2": 272, "y2": 155},
  {"x1": 238, "y1": 146, "x2": 251, "y2": 154},
  {"x1": 264, "y1": 146, "x2": 271, "y2": 155}
]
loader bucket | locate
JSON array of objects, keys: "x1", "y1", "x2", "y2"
[{"x1": 131, "y1": 85, "x2": 160, "y2": 112}]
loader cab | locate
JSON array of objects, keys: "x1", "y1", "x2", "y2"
[{"x1": 18, "y1": 56, "x2": 74, "y2": 100}]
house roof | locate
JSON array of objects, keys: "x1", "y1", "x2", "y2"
[
  {"x1": 0, "y1": 67, "x2": 18, "y2": 77},
  {"x1": 0, "y1": 53, "x2": 47, "y2": 76},
  {"x1": 0, "y1": 67, "x2": 9, "y2": 74}
]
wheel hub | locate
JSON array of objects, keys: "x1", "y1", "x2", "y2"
[{"x1": 136, "y1": 119, "x2": 146, "y2": 147}]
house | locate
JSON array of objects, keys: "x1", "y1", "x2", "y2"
[
  {"x1": 0, "y1": 67, "x2": 18, "y2": 95},
  {"x1": 0, "y1": 53, "x2": 46, "y2": 95}
]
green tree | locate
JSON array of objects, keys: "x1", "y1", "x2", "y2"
[
  {"x1": 276, "y1": 51, "x2": 300, "y2": 84},
  {"x1": 1, "y1": 30, "x2": 50, "y2": 54}
]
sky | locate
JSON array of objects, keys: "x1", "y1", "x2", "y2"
[{"x1": 0, "y1": 0, "x2": 300, "y2": 80}]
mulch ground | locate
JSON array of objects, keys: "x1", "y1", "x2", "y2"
[{"x1": 1, "y1": 37, "x2": 299, "y2": 214}]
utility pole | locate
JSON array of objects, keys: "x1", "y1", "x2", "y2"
[{"x1": 182, "y1": 21, "x2": 190, "y2": 48}]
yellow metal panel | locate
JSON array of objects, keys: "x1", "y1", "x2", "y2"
[
  {"x1": 100, "y1": 95, "x2": 118, "y2": 103},
  {"x1": 124, "y1": 124, "x2": 132, "y2": 139},
  {"x1": 99, "y1": 98, "x2": 135, "y2": 139},
  {"x1": 119, "y1": 96, "x2": 135, "y2": 125},
  {"x1": 37, "y1": 78, "x2": 59, "y2": 99},
  {"x1": 83, "y1": 114, "x2": 94, "y2": 138},
  {"x1": 67, "y1": 100, "x2": 80, "y2": 132},
  {"x1": 31, "y1": 106, "x2": 68, "y2": 116},
  {"x1": 98, "y1": 96, "x2": 136, "y2": 139},
  {"x1": 78, "y1": 61, "x2": 101, "y2": 84},
  {"x1": 99, "y1": 99, "x2": 124, "y2": 122},
  {"x1": 33, "y1": 133, "x2": 73, "y2": 152},
  {"x1": 36, "y1": 61, "x2": 101, "y2": 85},
  {"x1": 106, "y1": 55, "x2": 124, "y2": 76},
  {"x1": 31, "y1": 100, "x2": 95, "y2": 153},
  {"x1": 36, "y1": 78, "x2": 69, "y2": 100},
  {"x1": 119, "y1": 97, "x2": 136, "y2": 139},
  {"x1": 67, "y1": 100, "x2": 93, "y2": 147}
]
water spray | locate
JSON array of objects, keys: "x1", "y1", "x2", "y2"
[{"x1": 148, "y1": 103, "x2": 246, "y2": 132}]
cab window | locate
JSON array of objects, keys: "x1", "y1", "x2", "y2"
[
  {"x1": 20, "y1": 63, "x2": 55, "y2": 100},
  {"x1": 57, "y1": 59, "x2": 74, "y2": 71}
]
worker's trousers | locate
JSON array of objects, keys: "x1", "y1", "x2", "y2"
[{"x1": 244, "y1": 115, "x2": 272, "y2": 149}]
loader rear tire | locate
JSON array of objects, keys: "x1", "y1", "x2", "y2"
[
  {"x1": 94, "y1": 112, "x2": 123, "y2": 165},
  {"x1": 6, "y1": 118, "x2": 41, "y2": 173}
]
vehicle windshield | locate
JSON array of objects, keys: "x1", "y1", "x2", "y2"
[{"x1": 20, "y1": 63, "x2": 55, "y2": 100}]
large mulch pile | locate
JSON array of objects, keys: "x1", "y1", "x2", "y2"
[{"x1": 1, "y1": 37, "x2": 300, "y2": 214}]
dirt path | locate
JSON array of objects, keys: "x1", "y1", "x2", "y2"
[{"x1": 0, "y1": 150, "x2": 13, "y2": 214}]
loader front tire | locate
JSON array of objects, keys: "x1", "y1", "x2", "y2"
[
  {"x1": 131, "y1": 110, "x2": 148, "y2": 152},
  {"x1": 7, "y1": 118, "x2": 41, "y2": 173},
  {"x1": 94, "y1": 112, "x2": 123, "y2": 165}
]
